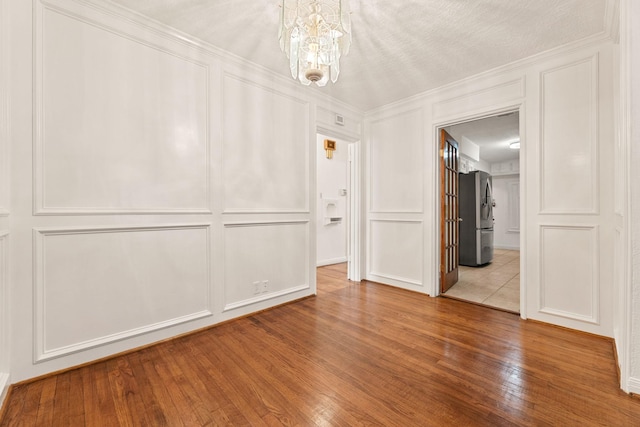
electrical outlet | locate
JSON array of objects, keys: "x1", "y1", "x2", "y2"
[
  {"x1": 253, "y1": 281, "x2": 261, "y2": 295},
  {"x1": 261, "y1": 280, "x2": 269, "y2": 293}
]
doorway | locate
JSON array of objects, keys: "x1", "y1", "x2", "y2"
[
  {"x1": 316, "y1": 132, "x2": 361, "y2": 284},
  {"x1": 438, "y1": 112, "x2": 521, "y2": 313}
]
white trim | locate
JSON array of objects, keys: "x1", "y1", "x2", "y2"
[
  {"x1": 538, "y1": 54, "x2": 600, "y2": 216},
  {"x1": 0, "y1": 0, "x2": 8, "y2": 217},
  {"x1": 431, "y1": 103, "x2": 525, "y2": 304},
  {"x1": 368, "y1": 33, "x2": 615, "y2": 116},
  {"x1": 223, "y1": 285, "x2": 310, "y2": 312},
  {"x1": 538, "y1": 224, "x2": 600, "y2": 325},
  {"x1": 0, "y1": 233, "x2": 8, "y2": 391},
  {"x1": 0, "y1": 372, "x2": 9, "y2": 409},
  {"x1": 348, "y1": 140, "x2": 362, "y2": 282},
  {"x1": 32, "y1": 224, "x2": 213, "y2": 363},
  {"x1": 367, "y1": 272, "x2": 423, "y2": 288},
  {"x1": 628, "y1": 377, "x2": 640, "y2": 395},
  {"x1": 223, "y1": 219, "x2": 309, "y2": 227},
  {"x1": 33, "y1": 0, "x2": 213, "y2": 216}
]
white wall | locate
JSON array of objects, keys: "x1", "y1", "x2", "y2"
[
  {"x1": 4, "y1": 0, "x2": 362, "y2": 386},
  {"x1": 621, "y1": 0, "x2": 640, "y2": 395},
  {"x1": 365, "y1": 36, "x2": 616, "y2": 341},
  {"x1": 0, "y1": 0, "x2": 10, "y2": 403},
  {"x1": 317, "y1": 134, "x2": 349, "y2": 266},
  {"x1": 492, "y1": 175, "x2": 520, "y2": 250}
]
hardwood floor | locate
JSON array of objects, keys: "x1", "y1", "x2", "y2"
[{"x1": 1, "y1": 263, "x2": 638, "y2": 426}]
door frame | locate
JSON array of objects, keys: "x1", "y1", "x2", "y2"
[
  {"x1": 431, "y1": 103, "x2": 526, "y2": 319},
  {"x1": 315, "y1": 129, "x2": 362, "y2": 282}
]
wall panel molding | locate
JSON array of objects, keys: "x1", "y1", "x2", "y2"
[
  {"x1": 507, "y1": 180, "x2": 520, "y2": 233},
  {"x1": 222, "y1": 73, "x2": 310, "y2": 214},
  {"x1": 34, "y1": 1, "x2": 211, "y2": 215},
  {"x1": 539, "y1": 54, "x2": 599, "y2": 215},
  {"x1": 33, "y1": 224, "x2": 212, "y2": 362},
  {"x1": 0, "y1": 232, "x2": 8, "y2": 377},
  {"x1": 539, "y1": 224, "x2": 599, "y2": 324},
  {"x1": 369, "y1": 108, "x2": 424, "y2": 214},
  {"x1": 0, "y1": 0, "x2": 8, "y2": 217},
  {"x1": 223, "y1": 220, "x2": 310, "y2": 311},
  {"x1": 368, "y1": 219, "x2": 423, "y2": 287}
]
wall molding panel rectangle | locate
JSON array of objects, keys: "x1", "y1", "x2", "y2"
[
  {"x1": 34, "y1": 1, "x2": 211, "y2": 215},
  {"x1": 222, "y1": 73, "x2": 310, "y2": 214},
  {"x1": 369, "y1": 108, "x2": 424, "y2": 214},
  {"x1": 539, "y1": 224, "x2": 599, "y2": 324},
  {"x1": 33, "y1": 224, "x2": 212, "y2": 362},
  {"x1": 539, "y1": 54, "x2": 599, "y2": 215},
  {"x1": 223, "y1": 221, "x2": 310, "y2": 311},
  {"x1": 0, "y1": 0, "x2": 8, "y2": 217},
  {"x1": 0, "y1": 232, "x2": 8, "y2": 379},
  {"x1": 368, "y1": 219, "x2": 423, "y2": 288}
]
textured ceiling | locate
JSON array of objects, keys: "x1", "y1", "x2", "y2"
[
  {"x1": 106, "y1": 0, "x2": 611, "y2": 111},
  {"x1": 446, "y1": 112, "x2": 520, "y2": 164}
]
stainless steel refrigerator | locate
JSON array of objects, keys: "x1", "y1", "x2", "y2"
[{"x1": 459, "y1": 170, "x2": 494, "y2": 266}]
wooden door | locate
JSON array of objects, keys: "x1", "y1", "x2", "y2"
[{"x1": 440, "y1": 129, "x2": 460, "y2": 293}]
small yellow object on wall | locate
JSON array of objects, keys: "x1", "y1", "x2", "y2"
[{"x1": 324, "y1": 139, "x2": 336, "y2": 159}]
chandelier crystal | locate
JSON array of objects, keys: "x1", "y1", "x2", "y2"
[{"x1": 279, "y1": 0, "x2": 351, "y2": 86}]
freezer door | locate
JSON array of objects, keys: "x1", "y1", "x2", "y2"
[{"x1": 477, "y1": 228, "x2": 494, "y2": 265}]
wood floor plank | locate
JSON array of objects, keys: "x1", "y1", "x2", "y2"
[
  {"x1": 1, "y1": 263, "x2": 639, "y2": 426},
  {"x1": 81, "y1": 363, "x2": 119, "y2": 427}
]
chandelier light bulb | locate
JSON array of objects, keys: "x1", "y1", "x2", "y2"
[{"x1": 279, "y1": 0, "x2": 351, "y2": 86}]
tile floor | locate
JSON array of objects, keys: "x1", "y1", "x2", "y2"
[{"x1": 444, "y1": 249, "x2": 520, "y2": 313}]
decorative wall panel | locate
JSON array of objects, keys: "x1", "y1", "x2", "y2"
[
  {"x1": 540, "y1": 225, "x2": 599, "y2": 323},
  {"x1": 35, "y1": 3, "x2": 210, "y2": 214},
  {"x1": 222, "y1": 75, "x2": 309, "y2": 213},
  {"x1": 223, "y1": 221, "x2": 309, "y2": 310},
  {"x1": 0, "y1": 0, "x2": 8, "y2": 216},
  {"x1": 34, "y1": 225, "x2": 211, "y2": 361},
  {"x1": 369, "y1": 220, "x2": 423, "y2": 285},
  {"x1": 369, "y1": 109, "x2": 423, "y2": 213},
  {"x1": 540, "y1": 56, "x2": 599, "y2": 214},
  {"x1": 0, "y1": 232, "x2": 7, "y2": 374}
]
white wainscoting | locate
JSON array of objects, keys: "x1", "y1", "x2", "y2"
[
  {"x1": 369, "y1": 108, "x2": 424, "y2": 214},
  {"x1": 223, "y1": 221, "x2": 310, "y2": 311},
  {"x1": 539, "y1": 225, "x2": 599, "y2": 324},
  {"x1": 0, "y1": 0, "x2": 8, "y2": 217},
  {"x1": 369, "y1": 219, "x2": 423, "y2": 287},
  {"x1": 34, "y1": 1, "x2": 210, "y2": 214},
  {"x1": 222, "y1": 74, "x2": 310, "y2": 213},
  {"x1": 33, "y1": 224, "x2": 212, "y2": 362},
  {"x1": 0, "y1": 232, "x2": 8, "y2": 397},
  {"x1": 540, "y1": 55, "x2": 599, "y2": 215}
]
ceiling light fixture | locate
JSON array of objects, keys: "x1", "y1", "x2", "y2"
[
  {"x1": 279, "y1": 0, "x2": 351, "y2": 87},
  {"x1": 509, "y1": 141, "x2": 521, "y2": 150}
]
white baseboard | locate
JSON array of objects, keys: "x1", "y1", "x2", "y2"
[
  {"x1": 494, "y1": 245, "x2": 520, "y2": 251},
  {"x1": 317, "y1": 256, "x2": 347, "y2": 267},
  {"x1": 0, "y1": 373, "x2": 9, "y2": 410},
  {"x1": 628, "y1": 376, "x2": 640, "y2": 395}
]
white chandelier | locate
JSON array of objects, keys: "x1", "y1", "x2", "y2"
[{"x1": 279, "y1": 0, "x2": 351, "y2": 86}]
